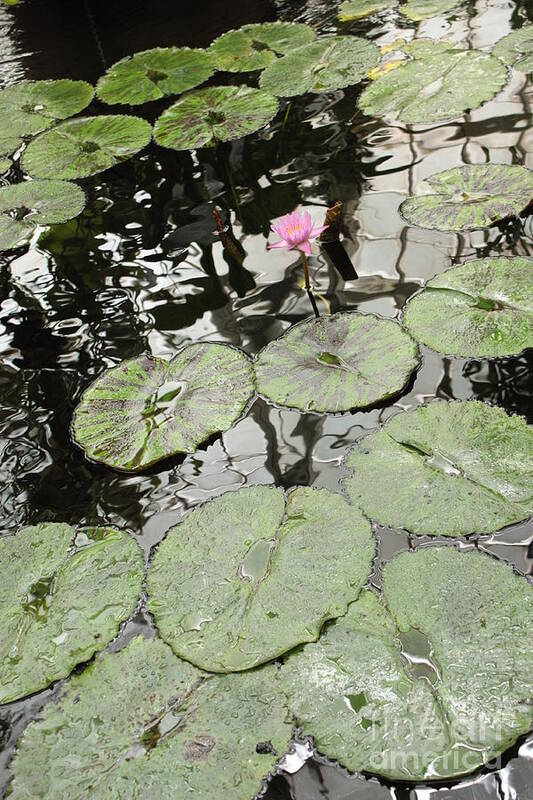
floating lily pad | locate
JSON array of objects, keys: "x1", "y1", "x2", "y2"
[
  {"x1": 403, "y1": 257, "x2": 533, "y2": 358},
  {"x1": 359, "y1": 47, "x2": 507, "y2": 123},
  {"x1": 344, "y1": 400, "x2": 533, "y2": 537},
  {"x1": 400, "y1": 164, "x2": 533, "y2": 231},
  {"x1": 338, "y1": 0, "x2": 396, "y2": 21},
  {"x1": 0, "y1": 79, "x2": 94, "y2": 138},
  {"x1": 0, "y1": 134, "x2": 22, "y2": 156},
  {"x1": 493, "y1": 25, "x2": 533, "y2": 74},
  {"x1": 153, "y1": 86, "x2": 279, "y2": 151},
  {"x1": 147, "y1": 485, "x2": 374, "y2": 673},
  {"x1": 254, "y1": 312, "x2": 418, "y2": 413},
  {"x1": 209, "y1": 22, "x2": 317, "y2": 72},
  {"x1": 0, "y1": 158, "x2": 11, "y2": 172},
  {"x1": 96, "y1": 47, "x2": 215, "y2": 106},
  {"x1": 72, "y1": 343, "x2": 254, "y2": 472},
  {"x1": 399, "y1": 0, "x2": 461, "y2": 21},
  {"x1": 21, "y1": 115, "x2": 152, "y2": 179},
  {"x1": 281, "y1": 547, "x2": 533, "y2": 781},
  {"x1": 259, "y1": 36, "x2": 380, "y2": 97},
  {"x1": 9, "y1": 635, "x2": 292, "y2": 799},
  {"x1": 0, "y1": 523, "x2": 142, "y2": 704}
]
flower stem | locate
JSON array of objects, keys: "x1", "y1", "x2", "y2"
[{"x1": 301, "y1": 252, "x2": 319, "y2": 318}]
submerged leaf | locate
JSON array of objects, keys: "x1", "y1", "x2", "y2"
[
  {"x1": 0, "y1": 523, "x2": 143, "y2": 703},
  {"x1": 400, "y1": 164, "x2": 533, "y2": 231},
  {"x1": 209, "y1": 22, "x2": 316, "y2": 72},
  {"x1": 403, "y1": 257, "x2": 533, "y2": 358},
  {"x1": 493, "y1": 25, "x2": 533, "y2": 74},
  {"x1": 259, "y1": 36, "x2": 380, "y2": 97},
  {"x1": 399, "y1": 0, "x2": 461, "y2": 21},
  {"x1": 338, "y1": 0, "x2": 396, "y2": 21},
  {"x1": 72, "y1": 342, "x2": 255, "y2": 471},
  {"x1": 0, "y1": 79, "x2": 94, "y2": 137},
  {"x1": 147, "y1": 485, "x2": 374, "y2": 672},
  {"x1": 344, "y1": 400, "x2": 533, "y2": 537},
  {"x1": 96, "y1": 47, "x2": 215, "y2": 106},
  {"x1": 153, "y1": 85, "x2": 278, "y2": 150},
  {"x1": 9, "y1": 636, "x2": 292, "y2": 799},
  {"x1": 22, "y1": 115, "x2": 152, "y2": 179}
]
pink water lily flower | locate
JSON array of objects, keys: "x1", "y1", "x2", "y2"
[{"x1": 268, "y1": 210, "x2": 328, "y2": 256}]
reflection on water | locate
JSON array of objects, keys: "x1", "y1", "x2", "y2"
[{"x1": 0, "y1": 0, "x2": 532, "y2": 798}]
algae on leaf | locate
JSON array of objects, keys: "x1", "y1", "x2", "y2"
[
  {"x1": 147, "y1": 485, "x2": 375, "y2": 672},
  {"x1": 0, "y1": 523, "x2": 143, "y2": 704},
  {"x1": 338, "y1": 0, "x2": 396, "y2": 22},
  {"x1": 209, "y1": 22, "x2": 316, "y2": 72},
  {"x1": 343, "y1": 400, "x2": 533, "y2": 537},
  {"x1": 0, "y1": 79, "x2": 94, "y2": 138},
  {"x1": 493, "y1": 25, "x2": 533, "y2": 74},
  {"x1": 399, "y1": 0, "x2": 461, "y2": 21}
]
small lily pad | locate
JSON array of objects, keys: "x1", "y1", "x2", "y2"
[
  {"x1": 209, "y1": 22, "x2": 317, "y2": 72},
  {"x1": 399, "y1": 0, "x2": 461, "y2": 21},
  {"x1": 0, "y1": 523, "x2": 143, "y2": 704},
  {"x1": 21, "y1": 115, "x2": 152, "y2": 179},
  {"x1": 344, "y1": 400, "x2": 533, "y2": 537},
  {"x1": 281, "y1": 547, "x2": 533, "y2": 781},
  {"x1": 259, "y1": 36, "x2": 380, "y2": 97},
  {"x1": 493, "y1": 25, "x2": 533, "y2": 74},
  {"x1": 9, "y1": 635, "x2": 292, "y2": 799},
  {"x1": 0, "y1": 79, "x2": 94, "y2": 137},
  {"x1": 359, "y1": 47, "x2": 507, "y2": 123},
  {"x1": 147, "y1": 485, "x2": 374, "y2": 673},
  {"x1": 96, "y1": 47, "x2": 215, "y2": 106},
  {"x1": 403, "y1": 257, "x2": 533, "y2": 358},
  {"x1": 400, "y1": 164, "x2": 533, "y2": 231},
  {"x1": 254, "y1": 312, "x2": 419, "y2": 413},
  {"x1": 153, "y1": 85, "x2": 279, "y2": 151},
  {"x1": 72, "y1": 342, "x2": 254, "y2": 472},
  {"x1": 338, "y1": 0, "x2": 396, "y2": 21}
]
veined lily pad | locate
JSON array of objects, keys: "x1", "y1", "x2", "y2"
[
  {"x1": 359, "y1": 47, "x2": 507, "y2": 123},
  {"x1": 400, "y1": 164, "x2": 533, "y2": 231},
  {"x1": 259, "y1": 36, "x2": 380, "y2": 97},
  {"x1": 0, "y1": 79, "x2": 94, "y2": 138},
  {"x1": 72, "y1": 343, "x2": 254, "y2": 472},
  {"x1": 344, "y1": 400, "x2": 533, "y2": 537},
  {"x1": 153, "y1": 86, "x2": 278, "y2": 151},
  {"x1": 0, "y1": 523, "x2": 142, "y2": 704},
  {"x1": 399, "y1": 0, "x2": 461, "y2": 21},
  {"x1": 493, "y1": 25, "x2": 533, "y2": 74},
  {"x1": 254, "y1": 312, "x2": 419, "y2": 413},
  {"x1": 0, "y1": 134, "x2": 23, "y2": 156},
  {"x1": 209, "y1": 22, "x2": 316, "y2": 73},
  {"x1": 281, "y1": 547, "x2": 533, "y2": 781},
  {"x1": 21, "y1": 115, "x2": 152, "y2": 179},
  {"x1": 403, "y1": 257, "x2": 533, "y2": 358},
  {"x1": 147, "y1": 485, "x2": 374, "y2": 673},
  {"x1": 9, "y1": 635, "x2": 292, "y2": 799},
  {"x1": 338, "y1": 0, "x2": 396, "y2": 22},
  {"x1": 96, "y1": 47, "x2": 215, "y2": 106},
  {"x1": 0, "y1": 158, "x2": 11, "y2": 172}
]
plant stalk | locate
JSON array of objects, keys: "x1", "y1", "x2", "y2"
[{"x1": 301, "y1": 252, "x2": 319, "y2": 318}]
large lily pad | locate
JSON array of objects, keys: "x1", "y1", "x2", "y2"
[
  {"x1": 0, "y1": 523, "x2": 142, "y2": 704},
  {"x1": 254, "y1": 312, "x2": 419, "y2": 413},
  {"x1": 399, "y1": 0, "x2": 461, "y2": 21},
  {"x1": 21, "y1": 115, "x2": 152, "y2": 179},
  {"x1": 338, "y1": 0, "x2": 396, "y2": 21},
  {"x1": 400, "y1": 164, "x2": 533, "y2": 231},
  {"x1": 259, "y1": 36, "x2": 380, "y2": 97},
  {"x1": 281, "y1": 547, "x2": 533, "y2": 781},
  {"x1": 72, "y1": 342, "x2": 254, "y2": 472},
  {"x1": 344, "y1": 400, "x2": 533, "y2": 537},
  {"x1": 493, "y1": 25, "x2": 533, "y2": 74},
  {"x1": 403, "y1": 257, "x2": 533, "y2": 358},
  {"x1": 9, "y1": 635, "x2": 292, "y2": 799},
  {"x1": 96, "y1": 47, "x2": 215, "y2": 106},
  {"x1": 359, "y1": 47, "x2": 507, "y2": 124},
  {"x1": 147, "y1": 485, "x2": 374, "y2": 673},
  {"x1": 209, "y1": 22, "x2": 317, "y2": 72},
  {"x1": 0, "y1": 79, "x2": 94, "y2": 137},
  {"x1": 153, "y1": 86, "x2": 279, "y2": 151}
]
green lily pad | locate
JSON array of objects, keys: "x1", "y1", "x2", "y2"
[
  {"x1": 403, "y1": 257, "x2": 533, "y2": 358},
  {"x1": 338, "y1": 0, "x2": 396, "y2": 21},
  {"x1": 344, "y1": 400, "x2": 533, "y2": 537},
  {"x1": 254, "y1": 312, "x2": 419, "y2": 413},
  {"x1": 147, "y1": 485, "x2": 374, "y2": 673},
  {"x1": 400, "y1": 164, "x2": 533, "y2": 231},
  {"x1": 72, "y1": 342, "x2": 254, "y2": 472},
  {"x1": 281, "y1": 547, "x2": 533, "y2": 781},
  {"x1": 493, "y1": 25, "x2": 533, "y2": 74},
  {"x1": 21, "y1": 114, "x2": 152, "y2": 179},
  {"x1": 0, "y1": 158, "x2": 11, "y2": 171},
  {"x1": 259, "y1": 36, "x2": 380, "y2": 97},
  {"x1": 96, "y1": 47, "x2": 215, "y2": 106},
  {"x1": 0, "y1": 79, "x2": 94, "y2": 138},
  {"x1": 359, "y1": 47, "x2": 507, "y2": 123},
  {"x1": 153, "y1": 85, "x2": 279, "y2": 151},
  {"x1": 0, "y1": 523, "x2": 143, "y2": 704},
  {"x1": 0, "y1": 134, "x2": 22, "y2": 156},
  {"x1": 399, "y1": 0, "x2": 461, "y2": 21},
  {"x1": 209, "y1": 22, "x2": 317, "y2": 72},
  {"x1": 9, "y1": 635, "x2": 292, "y2": 799}
]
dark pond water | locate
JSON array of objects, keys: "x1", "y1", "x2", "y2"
[{"x1": 0, "y1": 0, "x2": 532, "y2": 798}]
